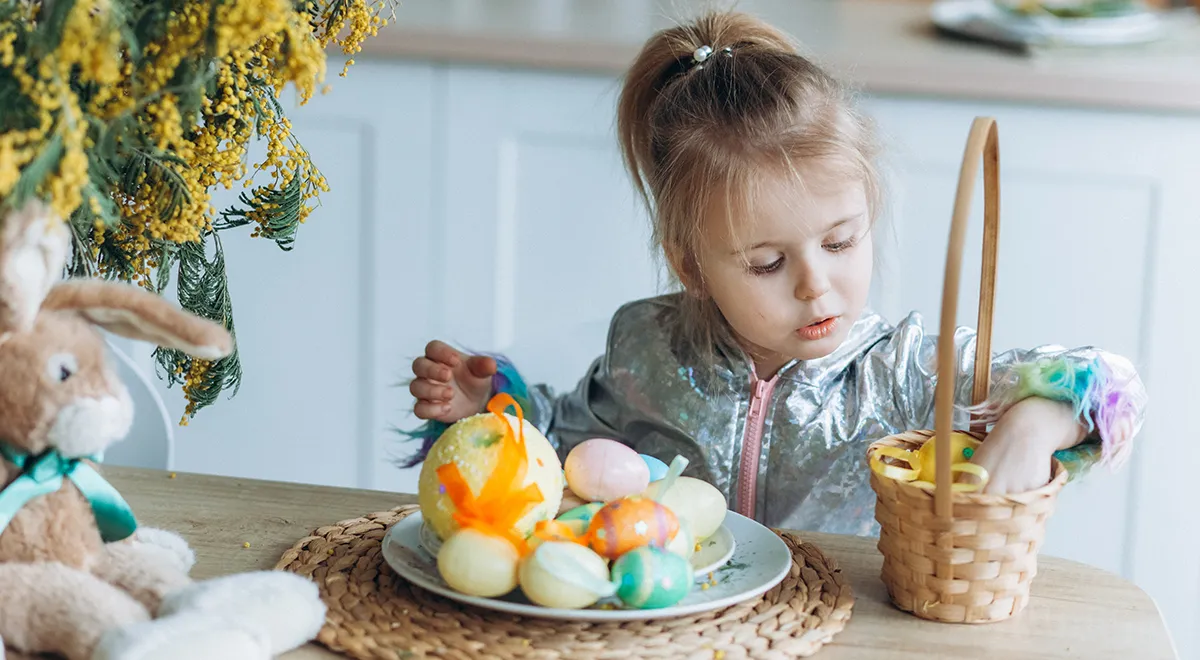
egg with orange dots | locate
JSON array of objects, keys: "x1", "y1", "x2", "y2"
[{"x1": 585, "y1": 495, "x2": 679, "y2": 560}]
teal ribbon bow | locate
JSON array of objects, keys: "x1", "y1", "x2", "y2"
[{"x1": 0, "y1": 444, "x2": 137, "y2": 542}]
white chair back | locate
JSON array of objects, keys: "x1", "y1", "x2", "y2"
[{"x1": 101, "y1": 336, "x2": 175, "y2": 471}]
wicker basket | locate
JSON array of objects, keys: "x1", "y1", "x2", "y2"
[{"x1": 865, "y1": 117, "x2": 1069, "y2": 624}]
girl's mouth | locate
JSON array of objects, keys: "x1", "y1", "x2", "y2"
[{"x1": 797, "y1": 316, "x2": 838, "y2": 341}]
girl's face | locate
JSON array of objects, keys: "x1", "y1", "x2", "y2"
[{"x1": 696, "y1": 169, "x2": 874, "y2": 378}]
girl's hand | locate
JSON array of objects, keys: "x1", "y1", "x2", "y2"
[
  {"x1": 410, "y1": 340, "x2": 497, "y2": 424},
  {"x1": 969, "y1": 396, "x2": 1086, "y2": 494}
]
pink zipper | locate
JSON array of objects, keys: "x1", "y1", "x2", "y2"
[{"x1": 737, "y1": 371, "x2": 779, "y2": 519}]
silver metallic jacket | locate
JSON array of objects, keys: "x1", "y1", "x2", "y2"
[{"x1": 513, "y1": 294, "x2": 1146, "y2": 536}]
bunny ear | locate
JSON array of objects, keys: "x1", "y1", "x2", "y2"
[
  {"x1": 0, "y1": 199, "x2": 70, "y2": 333},
  {"x1": 43, "y1": 281, "x2": 233, "y2": 360}
]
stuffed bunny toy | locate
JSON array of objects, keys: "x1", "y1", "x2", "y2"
[{"x1": 0, "y1": 201, "x2": 326, "y2": 660}]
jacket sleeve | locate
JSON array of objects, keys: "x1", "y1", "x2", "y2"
[{"x1": 879, "y1": 312, "x2": 1147, "y2": 481}]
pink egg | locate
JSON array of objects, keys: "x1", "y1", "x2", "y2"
[{"x1": 564, "y1": 438, "x2": 650, "y2": 502}]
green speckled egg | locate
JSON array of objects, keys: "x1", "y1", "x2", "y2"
[{"x1": 611, "y1": 545, "x2": 693, "y2": 609}]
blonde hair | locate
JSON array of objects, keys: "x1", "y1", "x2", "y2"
[{"x1": 617, "y1": 10, "x2": 882, "y2": 368}]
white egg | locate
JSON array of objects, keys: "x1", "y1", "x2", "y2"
[
  {"x1": 665, "y1": 518, "x2": 695, "y2": 561},
  {"x1": 519, "y1": 541, "x2": 614, "y2": 609},
  {"x1": 644, "y1": 476, "x2": 727, "y2": 541}
]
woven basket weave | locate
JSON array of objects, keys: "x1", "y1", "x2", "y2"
[
  {"x1": 865, "y1": 117, "x2": 1068, "y2": 624},
  {"x1": 274, "y1": 505, "x2": 856, "y2": 659}
]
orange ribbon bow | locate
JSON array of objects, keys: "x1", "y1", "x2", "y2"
[{"x1": 435, "y1": 393, "x2": 545, "y2": 556}]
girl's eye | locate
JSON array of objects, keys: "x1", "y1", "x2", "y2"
[
  {"x1": 749, "y1": 256, "x2": 784, "y2": 275},
  {"x1": 824, "y1": 237, "x2": 857, "y2": 253}
]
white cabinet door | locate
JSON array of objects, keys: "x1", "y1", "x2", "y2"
[
  {"x1": 863, "y1": 95, "x2": 1200, "y2": 660},
  {"x1": 437, "y1": 67, "x2": 666, "y2": 400},
  {"x1": 116, "y1": 60, "x2": 441, "y2": 493}
]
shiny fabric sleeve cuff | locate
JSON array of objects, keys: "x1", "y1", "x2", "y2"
[{"x1": 968, "y1": 352, "x2": 1147, "y2": 474}]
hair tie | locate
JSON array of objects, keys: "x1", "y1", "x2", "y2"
[{"x1": 690, "y1": 45, "x2": 733, "y2": 70}]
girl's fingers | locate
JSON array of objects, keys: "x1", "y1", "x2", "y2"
[
  {"x1": 424, "y1": 340, "x2": 462, "y2": 367},
  {"x1": 414, "y1": 400, "x2": 452, "y2": 421},
  {"x1": 410, "y1": 379, "x2": 453, "y2": 402},
  {"x1": 465, "y1": 355, "x2": 497, "y2": 379},
  {"x1": 412, "y1": 357, "x2": 452, "y2": 382}
]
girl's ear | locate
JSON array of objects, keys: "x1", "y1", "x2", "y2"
[
  {"x1": 0, "y1": 200, "x2": 71, "y2": 334},
  {"x1": 42, "y1": 280, "x2": 233, "y2": 360}
]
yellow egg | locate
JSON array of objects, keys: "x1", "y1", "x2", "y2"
[
  {"x1": 644, "y1": 476, "x2": 727, "y2": 541},
  {"x1": 418, "y1": 410, "x2": 563, "y2": 541},
  {"x1": 917, "y1": 432, "x2": 981, "y2": 481},
  {"x1": 436, "y1": 528, "x2": 520, "y2": 597},
  {"x1": 519, "y1": 542, "x2": 614, "y2": 609}
]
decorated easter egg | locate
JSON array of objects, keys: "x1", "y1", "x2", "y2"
[
  {"x1": 564, "y1": 438, "x2": 650, "y2": 502},
  {"x1": 436, "y1": 528, "x2": 520, "y2": 597},
  {"x1": 640, "y1": 454, "x2": 669, "y2": 482},
  {"x1": 586, "y1": 495, "x2": 678, "y2": 559},
  {"x1": 644, "y1": 476, "x2": 726, "y2": 541},
  {"x1": 556, "y1": 502, "x2": 604, "y2": 536},
  {"x1": 612, "y1": 545, "x2": 694, "y2": 609},
  {"x1": 519, "y1": 541, "x2": 615, "y2": 609},
  {"x1": 418, "y1": 409, "x2": 563, "y2": 541}
]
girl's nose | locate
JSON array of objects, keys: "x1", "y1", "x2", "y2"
[{"x1": 795, "y1": 266, "x2": 831, "y2": 301}]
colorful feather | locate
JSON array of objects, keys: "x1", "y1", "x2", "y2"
[{"x1": 968, "y1": 356, "x2": 1143, "y2": 470}]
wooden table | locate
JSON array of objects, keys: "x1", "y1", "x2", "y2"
[{"x1": 104, "y1": 466, "x2": 1177, "y2": 659}]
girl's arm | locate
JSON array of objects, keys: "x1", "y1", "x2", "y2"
[
  {"x1": 883, "y1": 312, "x2": 1147, "y2": 481},
  {"x1": 398, "y1": 352, "x2": 627, "y2": 467}
]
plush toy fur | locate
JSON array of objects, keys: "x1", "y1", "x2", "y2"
[{"x1": 0, "y1": 201, "x2": 326, "y2": 659}]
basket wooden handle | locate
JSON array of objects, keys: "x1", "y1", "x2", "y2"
[{"x1": 934, "y1": 117, "x2": 1000, "y2": 520}]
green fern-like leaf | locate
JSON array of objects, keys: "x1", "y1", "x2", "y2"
[
  {"x1": 153, "y1": 230, "x2": 242, "y2": 417},
  {"x1": 215, "y1": 172, "x2": 304, "y2": 250}
]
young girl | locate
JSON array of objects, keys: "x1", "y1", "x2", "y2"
[{"x1": 402, "y1": 11, "x2": 1146, "y2": 536}]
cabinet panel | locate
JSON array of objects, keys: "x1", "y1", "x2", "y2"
[
  {"x1": 441, "y1": 66, "x2": 665, "y2": 395},
  {"x1": 112, "y1": 61, "x2": 442, "y2": 493}
]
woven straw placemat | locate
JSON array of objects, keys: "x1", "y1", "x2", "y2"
[{"x1": 274, "y1": 505, "x2": 855, "y2": 659}]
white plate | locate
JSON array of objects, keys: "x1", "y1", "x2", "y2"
[
  {"x1": 418, "y1": 516, "x2": 736, "y2": 579},
  {"x1": 691, "y1": 524, "x2": 736, "y2": 577},
  {"x1": 930, "y1": 0, "x2": 1164, "y2": 47},
  {"x1": 383, "y1": 510, "x2": 791, "y2": 622}
]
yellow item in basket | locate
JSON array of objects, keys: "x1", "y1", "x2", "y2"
[{"x1": 869, "y1": 431, "x2": 989, "y2": 492}]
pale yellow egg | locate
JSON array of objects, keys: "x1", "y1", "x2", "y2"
[
  {"x1": 643, "y1": 476, "x2": 727, "y2": 541},
  {"x1": 436, "y1": 528, "x2": 520, "y2": 597}
]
